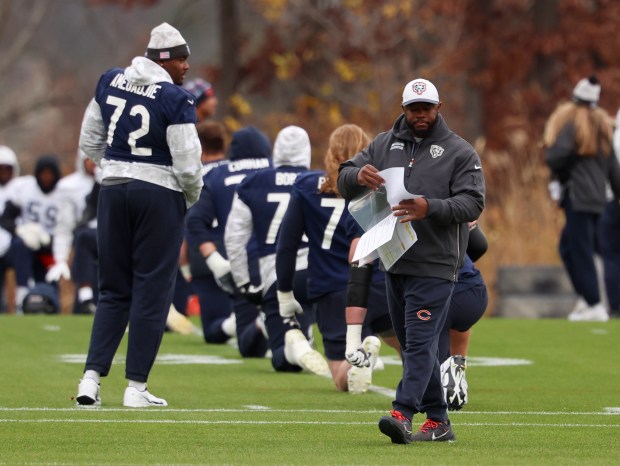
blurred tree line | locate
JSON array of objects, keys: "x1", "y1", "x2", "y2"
[{"x1": 1, "y1": 0, "x2": 619, "y2": 310}]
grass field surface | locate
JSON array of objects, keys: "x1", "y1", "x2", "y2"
[{"x1": 1, "y1": 315, "x2": 618, "y2": 465}]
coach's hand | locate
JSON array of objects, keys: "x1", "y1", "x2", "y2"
[{"x1": 356, "y1": 164, "x2": 384, "y2": 191}]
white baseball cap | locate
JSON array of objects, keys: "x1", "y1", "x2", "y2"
[{"x1": 402, "y1": 78, "x2": 439, "y2": 106}]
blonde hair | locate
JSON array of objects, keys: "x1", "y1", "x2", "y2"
[
  {"x1": 320, "y1": 124, "x2": 371, "y2": 195},
  {"x1": 543, "y1": 101, "x2": 613, "y2": 157}
]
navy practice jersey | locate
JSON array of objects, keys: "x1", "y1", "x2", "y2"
[
  {"x1": 201, "y1": 159, "x2": 229, "y2": 177},
  {"x1": 454, "y1": 254, "x2": 485, "y2": 291},
  {"x1": 95, "y1": 68, "x2": 196, "y2": 166},
  {"x1": 276, "y1": 170, "x2": 352, "y2": 298},
  {"x1": 235, "y1": 166, "x2": 308, "y2": 259},
  {"x1": 344, "y1": 212, "x2": 386, "y2": 284},
  {"x1": 186, "y1": 157, "x2": 271, "y2": 251}
]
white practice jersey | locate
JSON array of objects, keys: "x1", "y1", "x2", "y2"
[
  {"x1": 4, "y1": 175, "x2": 65, "y2": 235},
  {"x1": 0, "y1": 181, "x2": 15, "y2": 256},
  {"x1": 52, "y1": 171, "x2": 96, "y2": 262}
]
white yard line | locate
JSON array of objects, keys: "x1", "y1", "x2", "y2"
[
  {"x1": 1, "y1": 407, "x2": 619, "y2": 415},
  {"x1": 0, "y1": 419, "x2": 618, "y2": 428}
]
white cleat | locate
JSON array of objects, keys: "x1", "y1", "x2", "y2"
[
  {"x1": 347, "y1": 366, "x2": 371, "y2": 394},
  {"x1": 284, "y1": 329, "x2": 330, "y2": 376},
  {"x1": 348, "y1": 336, "x2": 381, "y2": 394},
  {"x1": 76, "y1": 377, "x2": 101, "y2": 407},
  {"x1": 221, "y1": 312, "x2": 237, "y2": 338},
  {"x1": 256, "y1": 311, "x2": 268, "y2": 339},
  {"x1": 123, "y1": 386, "x2": 168, "y2": 408},
  {"x1": 568, "y1": 302, "x2": 609, "y2": 322},
  {"x1": 441, "y1": 355, "x2": 468, "y2": 411},
  {"x1": 166, "y1": 304, "x2": 198, "y2": 335},
  {"x1": 362, "y1": 336, "x2": 381, "y2": 369}
]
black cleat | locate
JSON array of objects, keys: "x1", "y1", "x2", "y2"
[
  {"x1": 411, "y1": 418, "x2": 456, "y2": 442},
  {"x1": 378, "y1": 410, "x2": 413, "y2": 444}
]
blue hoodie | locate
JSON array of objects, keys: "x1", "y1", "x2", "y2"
[{"x1": 186, "y1": 126, "x2": 272, "y2": 251}]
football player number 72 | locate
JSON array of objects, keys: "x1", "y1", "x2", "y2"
[{"x1": 105, "y1": 96, "x2": 152, "y2": 156}]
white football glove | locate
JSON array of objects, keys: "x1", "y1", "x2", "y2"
[
  {"x1": 16, "y1": 222, "x2": 51, "y2": 250},
  {"x1": 46, "y1": 261, "x2": 71, "y2": 282},
  {"x1": 276, "y1": 290, "x2": 303, "y2": 318},
  {"x1": 346, "y1": 348, "x2": 372, "y2": 368},
  {"x1": 205, "y1": 251, "x2": 235, "y2": 294},
  {"x1": 345, "y1": 324, "x2": 371, "y2": 368}
]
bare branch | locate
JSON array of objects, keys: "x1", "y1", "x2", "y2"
[{"x1": 0, "y1": 0, "x2": 48, "y2": 76}]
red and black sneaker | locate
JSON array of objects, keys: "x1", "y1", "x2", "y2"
[
  {"x1": 411, "y1": 418, "x2": 456, "y2": 442},
  {"x1": 378, "y1": 410, "x2": 413, "y2": 444}
]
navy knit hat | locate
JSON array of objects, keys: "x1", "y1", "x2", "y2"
[{"x1": 228, "y1": 127, "x2": 271, "y2": 161}]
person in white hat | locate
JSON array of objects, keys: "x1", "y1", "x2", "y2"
[
  {"x1": 544, "y1": 75, "x2": 620, "y2": 322},
  {"x1": 338, "y1": 78, "x2": 485, "y2": 443},
  {"x1": 75, "y1": 22, "x2": 203, "y2": 408},
  {"x1": 224, "y1": 125, "x2": 330, "y2": 377}
]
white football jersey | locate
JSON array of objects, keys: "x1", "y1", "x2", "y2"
[
  {"x1": 0, "y1": 180, "x2": 15, "y2": 256},
  {"x1": 4, "y1": 175, "x2": 65, "y2": 235},
  {"x1": 55, "y1": 171, "x2": 95, "y2": 226}
]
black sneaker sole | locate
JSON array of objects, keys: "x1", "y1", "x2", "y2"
[
  {"x1": 76, "y1": 395, "x2": 96, "y2": 405},
  {"x1": 378, "y1": 417, "x2": 412, "y2": 444}
]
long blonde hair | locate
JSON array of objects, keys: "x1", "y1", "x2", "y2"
[
  {"x1": 320, "y1": 124, "x2": 371, "y2": 195},
  {"x1": 543, "y1": 101, "x2": 613, "y2": 157}
]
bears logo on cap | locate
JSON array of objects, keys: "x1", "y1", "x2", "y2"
[{"x1": 412, "y1": 81, "x2": 427, "y2": 95}]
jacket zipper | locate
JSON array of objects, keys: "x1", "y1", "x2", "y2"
[
  {"x1": 406, "y1": 141, "x2": 419, "y2": 177},
  {"x1": 453, "y1": 223, "x2": 460, "y2": 281}
]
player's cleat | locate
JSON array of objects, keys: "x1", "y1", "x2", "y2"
[
  {"x1": 378, "y1": 410, "x2": 413, "y2": 444},
  {"x1": 77, "y1": 299, "x2": 96, "y2": 315},
  {"x1": 567, "y1": 302, "x2": 609, "y2": 322},
  {"x1": 76, "y1": 377, "x2": 101, "y2": 406},
  {"x1": 347, "y1": 366, "x2": 371, "y2": 394},
  {"x1": 362, "y1": 336, "x2": 381, "y2": 369},
  {"x1": 410, "y1": 418, "x2": 456, "y2": 442},
  {"x1": 348, "y1": 336, "x2": 381, "y2": 394},
  {"x1": 123, "y1": 386, "x2": 168, "y2": 408},
  {"x1": 166, "y1": 304, "x2": 198, "y2": 335},
  {"x1": 284, "y1": 328, "x2": 330, "y2": 376},
  {"x1": 441, "y1": 355, "x2": 468, "y2": 411},
  {"x1": 221, "y1": 312, "x2": 237, "y2": 337},
  {"x1": 373, "y1": 356, "x2": 385, "y2": 371},
  {"x1": 255, "y1": 311, "x2": 268, "y2": 339}
]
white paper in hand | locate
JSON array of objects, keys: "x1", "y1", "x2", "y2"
[{"x1": 378, "y1": 167, "x2": 423, "y2": 206}]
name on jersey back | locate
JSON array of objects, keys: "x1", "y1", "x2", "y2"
[{"x1": 110, "y1": 73, "x2": 161, "y2": 99}]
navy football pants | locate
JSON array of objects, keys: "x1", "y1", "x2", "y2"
[
  {"x1": 84, "y1": 180, "x2": 185, "y2": 382},
  {"x1": 385, "y1": 274, "x2": 453, "y2": 422}
]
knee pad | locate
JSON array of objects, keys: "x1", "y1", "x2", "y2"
[{"x1": 346, "y1": 263, "x2": 373, "y2": 308}]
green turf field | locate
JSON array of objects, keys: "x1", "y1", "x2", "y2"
[{"x1": 0, "y1": 315, "x2": 618, "y2": 465}]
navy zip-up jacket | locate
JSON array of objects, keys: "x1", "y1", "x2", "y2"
[{"x1": 337, "y1": 113, "x2": 485, "y2": 281}]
